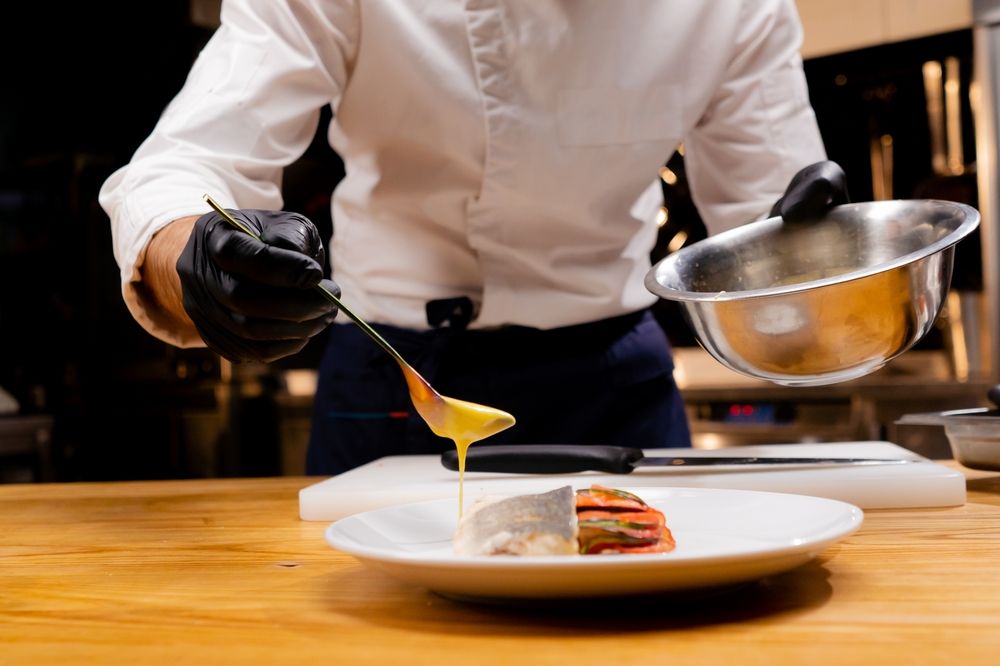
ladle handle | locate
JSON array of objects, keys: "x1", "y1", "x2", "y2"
[
  {"x1": 312, "y1": 282, "x2": 408, "y2": 367},
  {"x1": 201, "y1": 194, "x2": 410, "y2": 367}
]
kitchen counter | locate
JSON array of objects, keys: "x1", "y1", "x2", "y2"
[{"x1": 2, "y1": 468, "x2": 1000, "y2": 664}]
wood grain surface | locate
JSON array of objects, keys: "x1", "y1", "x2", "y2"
[{"x1": 2, "y1": 468, "x2": 1000, "y2": 665}]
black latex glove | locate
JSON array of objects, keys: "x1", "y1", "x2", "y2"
[
  {"x1": 770, "y1": 160, "x2": 850, "y2": 223},
  {"x1": 177, "y1": 208, "x2": 340, "y2": 363}
]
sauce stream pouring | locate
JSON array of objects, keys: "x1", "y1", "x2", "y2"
[{"x1": 202, "y1": 195, "x2": 516, "y2": 512}]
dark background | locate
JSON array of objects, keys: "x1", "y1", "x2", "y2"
[
  {"x1": 0, "y1": 3, "x2": 979, "y2": 481},
  {"x1": 0, "y1": 2, "x2": 343, "y2": 481}
]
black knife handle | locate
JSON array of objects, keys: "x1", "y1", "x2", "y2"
[{"x1": 440, "y1": 444, "x2": 643, "y2": 474}]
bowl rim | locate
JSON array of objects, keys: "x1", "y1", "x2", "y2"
[
  {"x1": 645, "y1": 199, "x2": 980, "y2": 303},
  {"x1": 897, "y1": 407, "x2": 999, "y2": 426}
]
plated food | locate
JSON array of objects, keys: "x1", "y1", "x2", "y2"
[
  {"x1": 453, "y1": 485, "x2": 675, "y2": 556},
  {"x1": 325, "y1": 487, "x2": 864, "y2": 600}
]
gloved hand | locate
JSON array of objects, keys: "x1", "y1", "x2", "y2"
[
  {"x1": 770, "y1": 160, "x2": 850, "y2": 223},
  {"x1": 177, "y1": 208, "x2": 340, "y2": 363}
]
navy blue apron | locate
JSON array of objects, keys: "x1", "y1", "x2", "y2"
[{"x1": 305, "y1": 302, "x2": 691, "y2": 475}]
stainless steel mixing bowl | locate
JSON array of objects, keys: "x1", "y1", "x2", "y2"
[
  {"x1": 644, "y1": 199, "x2": 980, "y2": 386},
  {"x1": 896, "y1": 386, "x2": 1000, "y2": 471}
]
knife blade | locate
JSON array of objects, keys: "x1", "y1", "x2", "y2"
[{"x1": 439, "y1": 444, "x2": 917, "y2": 474}]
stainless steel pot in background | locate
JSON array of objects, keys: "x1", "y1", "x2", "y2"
[{"x1": 897, "y1": 385, "x2": 1000, "y2": 470}]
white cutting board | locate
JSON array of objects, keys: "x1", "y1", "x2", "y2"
[{"x1": 298, "y1": 441, "x2": 966, "y2": 521}]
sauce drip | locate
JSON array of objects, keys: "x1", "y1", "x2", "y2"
[{"x1": 401, "y1": 365, "x2": 515, "y2": 516}]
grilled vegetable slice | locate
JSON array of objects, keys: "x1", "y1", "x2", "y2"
[{"x1": 575, "y1": 485, "x2": 675, "y2": 554}]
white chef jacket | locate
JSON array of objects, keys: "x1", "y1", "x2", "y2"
[{"x1": 99, "y1": 0, "x2": 826, "y2": 347}]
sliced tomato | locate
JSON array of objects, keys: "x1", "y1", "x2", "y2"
[
  {"x1": 576, "y1": 510, "x2": 666, "y2": 527},
  {"x1": 575, "y1": 487, "x2": 649, "y2": 512},
  {"x1": 575, "y1": 485, "x2": 676, "y2": 555}
]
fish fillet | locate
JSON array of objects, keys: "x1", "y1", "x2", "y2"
[{"x1": 453, "y1": 486, "x2": 578, "y2": 556}]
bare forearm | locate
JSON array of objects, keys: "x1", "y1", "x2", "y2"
[{"x1": 139, "y1": 216, "x2": 199, "y2": 336}]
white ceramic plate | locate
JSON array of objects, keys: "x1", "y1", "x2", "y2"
[{"x1": 324, "y1": 487, "x2": 863, "y2": 601}]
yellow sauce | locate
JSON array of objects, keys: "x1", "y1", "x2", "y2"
[{"x1": 400, "y1": 365, "x2": 515, "y2": 516}]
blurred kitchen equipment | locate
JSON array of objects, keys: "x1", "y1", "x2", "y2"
[
  {"x1": 896, "y1": 384, "x2": 1000, "y2": 471},
  {"x1": 0, "y1": 385, "x2": 17, "y2": 415},
  {"x1": 645, "y1": 199, "x2": 980, "y2": 386},
  {"x1": 975, "y1": 4, "x2": 1000, "y2": 381},
  {"x1": 0, "y1": 414, "x2": 54, "y2": 482},
  {"x1": 919, "y1": 54, "x2": 985, "y2": 381},
  {"x1": 201, "y1": 195, "x2": 515, "y2": 447}
]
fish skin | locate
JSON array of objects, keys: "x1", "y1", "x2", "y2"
[{"x1": 453, "y1": 486, "x2": 578, "y2": 556}]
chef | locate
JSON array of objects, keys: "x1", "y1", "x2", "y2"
[{"x1": 99, "y1": 0, "x2": 848, "y2": 474}]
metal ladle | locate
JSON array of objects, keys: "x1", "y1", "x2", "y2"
[{"x1": 201, "y1": 195, "x2": 516, "y2": 450}]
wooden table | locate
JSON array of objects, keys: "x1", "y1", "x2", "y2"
[{"x1": 3, "y1": 467, "x2": 1000, "y2": 665}]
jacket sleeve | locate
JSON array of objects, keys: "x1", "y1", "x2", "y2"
[
  {"x1": 98, "y1": 0, "x2": 358, "y2": 346},
  {"x1": 682, "y1": 0, "x2": 827, "y2": 235}
]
